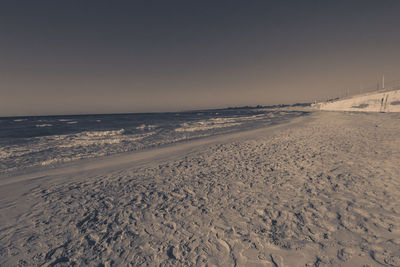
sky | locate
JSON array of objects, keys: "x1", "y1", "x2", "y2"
[{"x1": 1, "y1": 1, "x2": 400, "y2": 116}]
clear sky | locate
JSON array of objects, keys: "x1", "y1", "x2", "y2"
[{"x1": 1, "y1": 1, "x2": 400, "y2": 116}]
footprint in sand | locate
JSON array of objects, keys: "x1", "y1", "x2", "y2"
[{"x1": 270, "y1": 253, "x2": 284, "y2": 267}]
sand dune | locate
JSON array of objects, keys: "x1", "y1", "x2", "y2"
[
  {"x1": 1, "y1": 111, "x2": 400, "y2": 266},
  {"x1": 315, "y1": 89, "x2": 400, "y2": 112}
]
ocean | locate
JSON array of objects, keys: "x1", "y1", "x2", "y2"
[{"x1": 0, "y1": 108, "x2": 308, "y2": 175}]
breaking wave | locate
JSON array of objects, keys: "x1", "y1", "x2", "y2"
[{"x1": 0, "y1": 109, "x2": 307, "y2": 174}]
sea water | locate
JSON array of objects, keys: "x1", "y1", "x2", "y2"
[{"x1": 0, "y1": 108, "x2": 308, "y2": 174}]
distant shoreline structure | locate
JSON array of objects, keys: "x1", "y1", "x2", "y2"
[
  {"x1": 313, "y1": 88, "x2": 400, "y2": 112},
  {"x1": 226, "y1": 102, "x2": 311, "y2": 110}
]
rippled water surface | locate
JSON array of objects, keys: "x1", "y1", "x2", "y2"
[{"x1": 0, "y1": 109, "x2": 308, "y2": 174}]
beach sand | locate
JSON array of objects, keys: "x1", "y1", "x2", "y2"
[{"x1": 1, "y1": 111, "x2": 400, "y2": 266}]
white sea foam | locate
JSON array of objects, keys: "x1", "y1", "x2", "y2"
[
  {"x1": 1, "y1": 129, "x2": 156, "y2": 170},
  {"x1": 59, "y1": 119, "x2": 78, "y2": 124},
  {"x1": 175, "y1": 122, "x2": 242, "y2": 132},
  {"x1": 57, "y1": 138, "x2": 122, "y2": 148},
  {"x1": 174, "y1": 114, "x2": 269, "y2": 132},
  {"x1": 57, "y1": 130, "x2": 152, "y2": 149},
  {"x1": 36, "y1": 124, "x2": 53, "y2": 127},
  {"x1": 13, "y1": 119, "x2": 27, "y2": 122},
  {"x1": 82, "y1": 129, "x2": 125, "y2": 137},
  {"x1": 136, "y1": 124, "x2": 157, "y2": 130},
  {"x1": 41, "y1": 157, "x2": 75, "y2": 166},
  {"x1": 0, "y1": 150, "x2": 14, "y2": 160}
]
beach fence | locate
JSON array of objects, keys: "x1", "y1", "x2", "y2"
[
  {"x1": 336, "y1": 78, "x2": 400, "y2": 101},
  {"x1": 361, "y1": 78, "x2": 400, "y2": 94}
]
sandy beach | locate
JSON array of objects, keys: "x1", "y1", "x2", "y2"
[{"x1": 1, "y1": 111, "x2": 400, "y2": 266}]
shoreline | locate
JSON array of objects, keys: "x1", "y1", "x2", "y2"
[
  {"x1": 1, "y1": 111, "x2": 399, "y2": 266},
  {"x1": 0, "y1": 109, "x2": 309, "y2": 181},
  {"x1": 0, "y1": 112, "x2": 312, "y2": 188}
]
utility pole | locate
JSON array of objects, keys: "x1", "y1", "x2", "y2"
[{"x1": 382, "y1": 74, "x2": 385, "y2": 90}]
